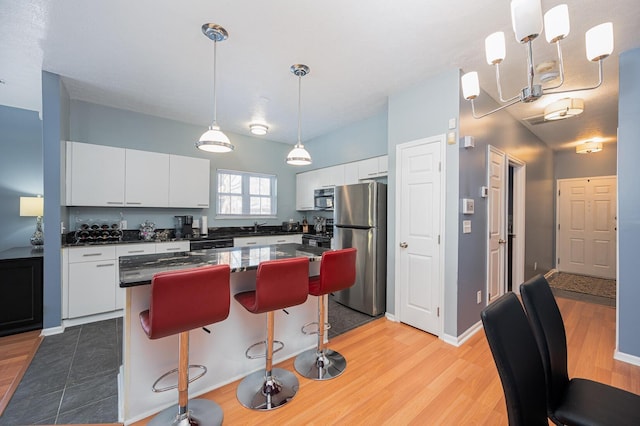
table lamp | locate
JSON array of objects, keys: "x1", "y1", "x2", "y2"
[{"x1": 20, "y1": 195, "x2": 44, "y2": 249}]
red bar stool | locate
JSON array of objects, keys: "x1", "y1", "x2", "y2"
[
  {"x1": 139, "y1": 264, "x2": 230, "y2": 426},
  {"x1": 294, "y1": 248, "x2": 357, "y2": 380},
  {"x1": 234, "y1": 257, "x2": 310, "y2": 410}
]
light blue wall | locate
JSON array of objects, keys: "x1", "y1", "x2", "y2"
[
  {"x1": 42, "y1": 71, "x2": 68, "y2": 329},
  {"x1": 459, "y1": 83, "x2": 554, "y2": 335},
  {"x1": 554, "y1": 144, "x2": 617, "y2": 180},
  {"x1": 617, "y1": 48, "x2": 640, "y2": 358},
  {"x1": 302, "y1": 108, "x2": 388, "y2": 170},
  {"x1": 387, "y1": 69, "x2": 460, "y2": 336},
  {"x1": 0, "y1": 106, "x2": 43, "y2": 252},
  {"x1": 67, "y1": 100, "x2": 299, "y2": 231}
]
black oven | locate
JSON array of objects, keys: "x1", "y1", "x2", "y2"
[{"x1": 314, "y1": 188, "x2": 334, "y2": 210}]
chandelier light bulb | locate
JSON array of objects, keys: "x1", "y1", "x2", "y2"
[
  {"x1": 544, "y1": 4, "x2": 570, "y2": 43},
  {"x1": 461, "y1": 72, "x2": 480, "y2": 100},
  {"x1": 485, "y1": 32, "x2": 506, "y2": 65},
  {"x1": 586, "y1": 22, "x2": 614, "y2": 62},
  {"x1": 510, "y1": 0, "x2": 543, "y2": 43}
]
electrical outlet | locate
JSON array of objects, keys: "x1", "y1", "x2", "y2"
[{"x1": 477, "y1": 290, "x2": 482, "y2": 304}]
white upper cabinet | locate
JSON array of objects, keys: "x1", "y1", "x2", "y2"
[
  {"x1": 296, "y1": 171, "x2": 317, "y2": 211},
  {"x1": 125, "y1": 149, "x2": 170, "y2": 207},
  {"x1": 169, "y1": 155, "x2": 210, "y2": 208},
  {"x1": 358, "y1": 155, "x2": 388, "y2": 180},
  {"x1": 344, "y1": 162, "x2": 359, "y2": 185},
  {"x1": 65, "y1": 142, "x2": 210, "y2": 208},
  {"x1": 317, "y1": 165, "x2": 345, "y2": 188},
  {"x1": 66, "y1": 141, "x2": 126, "y2": 206}
]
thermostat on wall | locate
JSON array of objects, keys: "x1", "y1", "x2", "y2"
[{"x1": 462, "y1": 198, "x2": 475, "y2": 214}]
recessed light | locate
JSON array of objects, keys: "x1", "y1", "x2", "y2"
[{"x1": 249, "y1": 123, "x2": 269, "y2": 136}]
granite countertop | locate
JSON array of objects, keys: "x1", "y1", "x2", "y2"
[
  {"x1": 63, "y1": 226, "x2": 304, "y2": 247},
  {"x1": 119, "y1": 243, "x2": 328, "y2": 287},
  {"x1": 0, "y1": 246, "x2": 44, "y2": 261}
]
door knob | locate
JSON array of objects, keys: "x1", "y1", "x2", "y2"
[
  {"x1": 498, "y1": 239, "x2": 506, "y2": 244},
  {"x1": 399, "y1": 242, "x2": 408, "y2": 248}
]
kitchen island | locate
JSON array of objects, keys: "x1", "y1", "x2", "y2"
[{"x1": 119, "y1": 243, "x2": 327, "y2": 424}]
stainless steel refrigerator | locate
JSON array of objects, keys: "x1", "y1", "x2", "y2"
[{"x1": 333, "y1": 182, "x2": 387, "y2": 316}]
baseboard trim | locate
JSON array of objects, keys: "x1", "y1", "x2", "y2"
[
  {"x1": 41, "y1": 325, "x2": 65, "y2": 336},
  {"x1": 614, "y1": 349, "x2": 640, "y2": 367},
  {"x1": 62, "y1": 310, "x2": 123, "y2": 328},
  {"x1": 385, "y1": 312, "x2": 398, "y2": 322},
  {"x1": 442, "y1": 320, "x2": 483, "y2": 347}
]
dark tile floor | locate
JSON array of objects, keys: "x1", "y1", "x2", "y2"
[
  {"x1": 327, "y1": 294, "x2": 379, "y2": 338},
  {"x1": 0, "y1": 318, "x2": 122, "y2": 425}
]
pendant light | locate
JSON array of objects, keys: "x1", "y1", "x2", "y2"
[
  {"x1": 286, "y1": 64, "x2": 312, "y2": 166},
  {"x1": 196, "y1": 23, "x2": 234, "y2": 153}
]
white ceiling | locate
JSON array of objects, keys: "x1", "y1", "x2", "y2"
[{"x1": 1, "y1": 0, "x2": 639, "y2": 151}]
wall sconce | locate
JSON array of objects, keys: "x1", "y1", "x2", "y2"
[
  {"x1": 20, "y1": 195, "x2": 44, "y2": 248},
  {"x1": 576, "y1": 141, "x2": 603, "y2": 154}
]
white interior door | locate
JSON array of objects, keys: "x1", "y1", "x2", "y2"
[
  {"x1": 396, "y1": 135, "x2": 443, "y2": 335},
  {"x1": 487, "y1": 146, "x2": 506, "y2": 303},
  {"x1": 557, "y1": 176, "x2": 617, "y2": 279}
]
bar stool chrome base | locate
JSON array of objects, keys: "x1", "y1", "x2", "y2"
[
  {"x1": 147, "y1": 399, "x2": 223, "y2": 426},
  {"x1": 236, "y1": 367, "x2": 299, "y2": 410},
  {"x1": 294, "y1": 348, "x2": 347, "y2": 380}
]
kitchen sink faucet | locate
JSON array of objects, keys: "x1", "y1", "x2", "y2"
[{"x1": 254, "y1": 221, "x2": 267, "y2": 233}]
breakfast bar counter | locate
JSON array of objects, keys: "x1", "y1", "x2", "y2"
[{"x1": 119, "y1": 243, "x2": 328, "y2": 424}]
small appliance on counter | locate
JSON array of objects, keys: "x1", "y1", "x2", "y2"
[
  {"x1": 282, "y1": 221, "x2": 300, "y2": 232},
  {"x1": 174, "y1": 215, "x2": 193, "y2": 239},
  {"x1": 139, "y1": 220, "x2": 156, "y2": 241}
]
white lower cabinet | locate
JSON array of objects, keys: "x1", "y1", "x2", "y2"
[
  {"x1": 115, "y1": 244, "x2": 156, "y2": 310},
  {"x1": 66, "y1": 246, "x2": 117, "y2": 318}
]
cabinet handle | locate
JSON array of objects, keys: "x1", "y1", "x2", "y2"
[
  {"x1": 246, "y1": 242, "x2": 257, "y2": 245},
  {"x1": 107, "y1": 201, "x2": 123, "y2": 205},
  {"x1": 368, "y1": 172, "x2": 378, "y2": 176},
  {"x1": 127, "y1": 250, "x2": 145, "y2": 254},
  {"x1": 276, "y1": 240, "x2": 286, "y2": 243},
  {"x1": 126, "y1": 202, "x2": 142, "y2": 205},
  {"x1": 197, "y1": 203, "x2": 208, "y2": 207},
  {"x1": 83, "y1": 253, "x2": 103, "y2": 257},
  {"x1": 163, "y1": 247, "x2": 180, "y2": 251},
  {"x1": 96, "y1": 263, "x2": 115, "y2": 268}
]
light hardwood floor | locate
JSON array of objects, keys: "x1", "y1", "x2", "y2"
[
  {"x1": 129, "y1": 296, "x2": 638, "y2": 425},
  {"x1": 0, "y1": 330, "x2": 41, "y2": 416},
  {"x1": 2, "y1": 297, "x2": 638, "y2": 425}
]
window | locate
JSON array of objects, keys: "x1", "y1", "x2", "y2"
[{"x1": 217, "y1": 169, "x2": 277, "y2": 217}]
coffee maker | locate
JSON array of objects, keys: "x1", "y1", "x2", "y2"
[{"x1": 174, "y1": 215, "x2": 194, "y2": 239}]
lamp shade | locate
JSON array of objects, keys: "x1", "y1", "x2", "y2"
[
  {"x1": 286, "y1": 144, "x2": 312, "y2": 166},
  {"x1": 544, "y1": 98, "x2": 584, "y2": 121},
  {"x1": 544, "y1": 4, "x2": 570, "y2": 43},
  {"x1": 586, "y1": 22, "x2": 614, "y2": 61},
  {"x1": 196, "y1": 125, "x2": 234, "y2": 152},
  {"x1": 510, "y1": 0, "x2": 543, "y2": 43},
  {"x1": 461, "y1": 72, "x2": 480, "y2": 100},
  {"x1": 20, "y1": 196, "x2": 43, "y2": 217},
  {"x1": 485, "y1": 32, "x2": 506, "y2": 65},
  {"x1": 576, "y1": 141, "x2": 603, "y2": 154}
]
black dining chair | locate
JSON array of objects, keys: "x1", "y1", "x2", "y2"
[
  {"x1": 520, "y1": 274, "x2": 640, "y2": 426},
  {"x1": 480, "y1": 292, "x2": 549, "y2": 426}
]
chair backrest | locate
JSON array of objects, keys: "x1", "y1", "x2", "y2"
[
  {"x1": 316, "y1": 248, "x2": 357, "y2": 294},
  {"x1": 253, "y1": 257, "x2": 310, "y2": 313},
  {"x1": 481, "y1": 292, "x2": 549, "y2": 426},
  {"x1": 144, "y1": 264, "x2": 231, "y2": 339},
  {"x1": 520, "y1": 274, "x2": 570, "y2": 412}
]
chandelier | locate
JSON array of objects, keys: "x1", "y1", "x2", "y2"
[{"x1": 461, "y1": 1, "x2": 614, "y2": 119}]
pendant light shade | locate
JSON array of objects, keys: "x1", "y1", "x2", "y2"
[
  {"x1": 544, "y1": 97, "x2": 584, "y2": 121},
  {"x1": 576, "y1": 141, "x2": 603, "y2": 154},
  {"x1": 286, "y1": 64, "x2": 312, "y2": 166},
  {"x1": 197, "y1": 23, "x2": 234, "y2": 153}
]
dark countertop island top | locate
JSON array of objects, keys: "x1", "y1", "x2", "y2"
[
  {"x1": 119, "y1": 243, "x2": 328, "y2": 287},
  {"x1": 0, "y1": 246, "x2": 44, "y2": 261}
]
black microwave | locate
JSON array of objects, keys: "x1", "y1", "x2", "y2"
[{"x1": 314, "y1": 188, "x2": 334, "y2": 210}]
